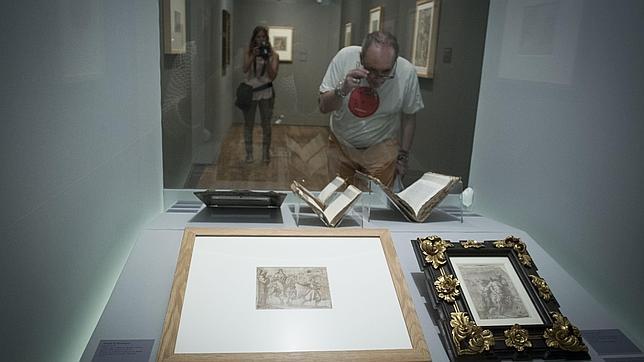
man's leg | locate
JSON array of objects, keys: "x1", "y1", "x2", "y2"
[
  {"x1": 361, "y1": 139, "x2": 399, "y2": 188},
  {"x1": 327, "y1": 134, "x2": 360, "y2": 184}
]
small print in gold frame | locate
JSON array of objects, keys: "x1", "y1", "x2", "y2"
[{"x1": 412, "y1": 235, "x2": 590, "y2": 361}]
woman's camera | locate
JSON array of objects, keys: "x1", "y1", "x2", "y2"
[{"x1": 258, "y1": 41, "x2": 271, "y2": 59}]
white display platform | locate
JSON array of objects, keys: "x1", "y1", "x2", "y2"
[
  {"x1": 176, "y1": 236, "x2": 410, "y2": 353},
  {"x1": 81, "y1": 198, "x2": 621, "y2": 361}
]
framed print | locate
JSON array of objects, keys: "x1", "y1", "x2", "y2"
[
  {"x1": 268, "y1": 26, "x2": 293, "y2": 63},
  {"x1": 163, "y1": 0, "x2": 186, "y2": 54},
  {"x1": 411, "y1": 0, "x2": 440, "y2": 78},
  {"x1": 368, "y1": 6, "x2": 383, "y2": 33},
  {"x1": 344, "y1": 22, "x2": 352, "y2": 47},
  {"x1": 221, "y1": 10, "x2": 231, "y2": 75},
  {"x1": 412, "y1": 236, "x2": 590, "y2": 361},
  {"x1": 450, "y1": 256, "x2": 543, "y2": 327},
  {"x1": 158, "y1": 228, "x2": 430, "y2": 361}
]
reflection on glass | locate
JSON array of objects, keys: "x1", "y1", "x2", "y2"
[
  {"x1": 162, "y1": 1, "x2": 343, "y2": 192},
  {"x1": 160, "y1": 1, "x2": 486, "y2": 192}
]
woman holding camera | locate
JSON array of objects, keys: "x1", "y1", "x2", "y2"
[{"x1": 242, "y1": 25, "x2": 280, "y2": 163}]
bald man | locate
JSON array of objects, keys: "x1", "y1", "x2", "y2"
[{"x1": 319, "y1": 31, "x2": 423, "y2": 188}]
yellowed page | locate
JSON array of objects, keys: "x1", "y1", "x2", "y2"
[
  {"x1": 395, "y1": 173, "x2": 454, "y2": 217},
  {"x1": 323, "y1": 185, "x2": 361, "y2": 224},
  {"x1": 318, "y1": 176, "x2": 346, "y2": 205}
]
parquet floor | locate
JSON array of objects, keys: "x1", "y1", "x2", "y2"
[{"x1": 190, "y1": 124, "x2": 332, "y2": 191}]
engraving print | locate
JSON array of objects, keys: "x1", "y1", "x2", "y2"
[
  {"x1": 273, "y1": 36, "x2": 287, "y2": 51},
  {"x1": 458, "y1": 264, "x2": 529, "y2": 320},
  {"x1": 413, "y1": 6, "x2": 432, "y2": 68},
  {"x1": 256, "y1": 267, "x2": 332, "y2": 309}
]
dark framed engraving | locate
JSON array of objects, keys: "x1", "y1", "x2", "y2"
[{"x1": 411, "y1": 235, "x2": 590, "y2": 361}]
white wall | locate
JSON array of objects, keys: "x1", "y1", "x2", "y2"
[
  {"x1": 0, "y1": 0, "x2": 163, "y2": 360},
  {"x1": 471, "y1": 0, "x2": 644, "y2": 349}
]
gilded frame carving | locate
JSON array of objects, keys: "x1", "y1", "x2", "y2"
[{"x1": 412, "y1": 235, "x2": 590, "y2": 361}]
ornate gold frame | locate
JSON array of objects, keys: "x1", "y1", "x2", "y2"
[{"x1": 412, "y1": 235, "x2": 589, "y2": 360}]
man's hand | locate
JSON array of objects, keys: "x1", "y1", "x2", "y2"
[
  {"x1": 340, "y1": 67, "x2": 369, "y2": 95},
  {"x1": 396, "y1": 150, "x2": 409, "y2": 177},
  {"x1": 320, "y1": 67, "x2": 370, "y2": 113}
]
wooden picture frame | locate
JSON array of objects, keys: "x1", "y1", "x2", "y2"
[
  {"x1": 268, "y1": 26, "x2": 293, "y2": 63},
  {"x1": 163, "y1": 0, "x2": 186, "y2": 54},
  {"x1": 221, "y1": 10, "x2": 231, "y2": 75},
  {"x1": 368, "y1": 6, "x2": 383, "y2": 33},
  {"x1": 158, "y1": 228, "x2": 430, "y2": 361},
  {"x1": 344, "y1": 22, "x2": 352, "y2": 47},
  {"x1": 412, "y1": 235, "x2": 590, "y2": 361},
  {"x1": 411, "y1": 0, "x2": 440, "y2": 78}
]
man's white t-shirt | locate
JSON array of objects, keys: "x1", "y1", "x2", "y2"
[{"x1": 320, "y1": 46, "x2": 424, "y2": 148}]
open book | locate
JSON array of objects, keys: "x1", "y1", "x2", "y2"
[
  {"x1": 358, "y1": 171, "x2": 460, "y2": 222},
  {"x1": 290, "y1": 176, "x2": 362, "y2": 227}
]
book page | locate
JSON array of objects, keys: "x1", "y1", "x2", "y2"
[
  {"x1": 395, "y1": 173, "x2": 453, "y2": 217},
  {"x1": 323, "y1": 185, "x2": 361, "y2": 225},
  {"x1": 318, "y1": 176, "x2": 346, "y2": 205},
  {"x1": 291, "y1": 182, "x2": 324, "y2": 210}
]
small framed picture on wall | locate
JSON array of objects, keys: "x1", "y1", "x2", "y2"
[
  {"x1": 163, "y1": 0, "x2": 186, "y2": 54},
  {"x1": 344, "y1": 22, "x2": 352, "y2": 47},
  {"x1": 368, "y1": 6, "x2": 383, "y2": 33},
  {"x1": 411, "y1": 0, "x2": 441, "y2": 78},
  {"x1": 268, "y1": 26, "x2": 294, "y2": 63}
]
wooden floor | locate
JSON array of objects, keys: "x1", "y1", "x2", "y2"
[{"x1": 189, "y1": 124, "x2": 332, "y2": 191}]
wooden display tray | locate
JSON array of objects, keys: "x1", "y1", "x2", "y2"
[{"x1": 158, "y1": 228, "x2": 431, "y2": 361}]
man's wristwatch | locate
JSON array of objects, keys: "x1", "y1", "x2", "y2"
[
  {"x1": 397, "y1": 150, "x2": 409, "y2": 162},
  {"x1": 334, "y1": 80, "x2": 347, "y2": 98}
]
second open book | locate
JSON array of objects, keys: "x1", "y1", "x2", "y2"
[
  {"x1": 290, "y1": 176, "x2": 361, "y2": 227},
  {"x1": 358, "y1": 171, "x2": 460, "y2": 222}
]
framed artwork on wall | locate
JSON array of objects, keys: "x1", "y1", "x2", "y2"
[
  {"x1": 412, "y1": 235, "x2": 590, "y2": 361},
  {"x1": 157, "y1": 227, "x2": 430, "y2": 361},
  {"x1": 411, "y1": 0, "x2": 440, "y2": 78},
  {"x1": 268, "y1": 26, "x2": 293, "y2": 63},
  {"x1": 221, "y1": 10, "x2": 230, "y2": 75},
  {"x1": 344, "y1": 22, "x2": 352, "y2": 47},
  {"x1": 368, "y1": 6, "x2": 383, "y2": 33},
  {"x1": 163, "y1": 0, "x2": 186, "y2": 54}
]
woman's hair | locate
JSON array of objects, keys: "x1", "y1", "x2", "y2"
[{"x1": 249, "y1": 25, "x2": 269, "y2": 48}]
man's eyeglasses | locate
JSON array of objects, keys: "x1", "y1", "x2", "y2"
[{"x1": 358, "y1": 59, "x2": 397, "y2": 80}]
